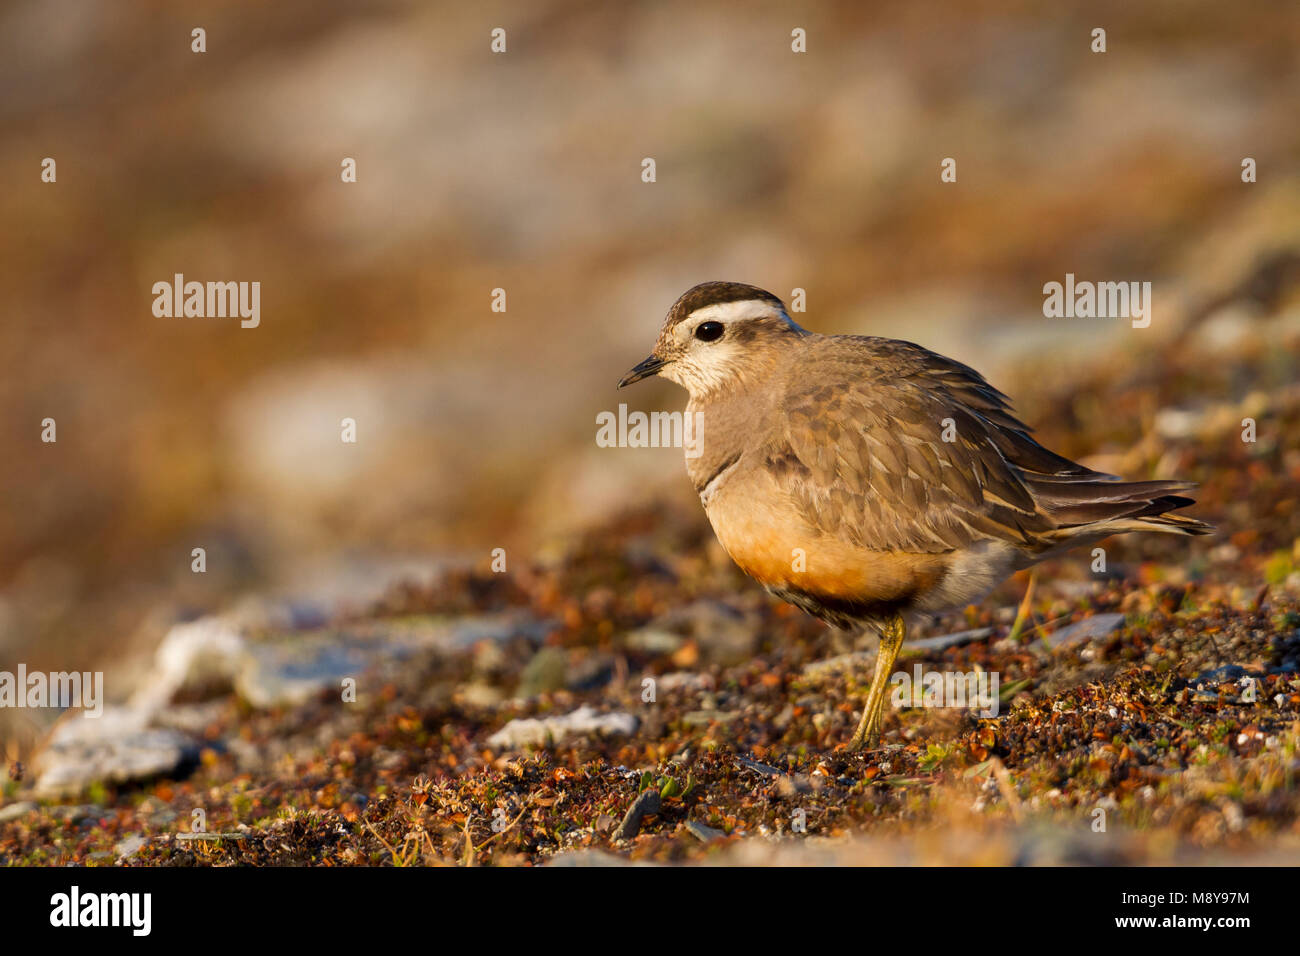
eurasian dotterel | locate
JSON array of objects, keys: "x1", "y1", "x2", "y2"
[{"x1": 618, "y1": 281, "x2": 1211, "y2": 750}]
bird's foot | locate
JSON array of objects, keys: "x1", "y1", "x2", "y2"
[
  {"x1": 842, "y1": 612, "x2": 906, "y2": 752},
  {"x1": 845, "y1": 712, "x2": 882, "y2": 752}
]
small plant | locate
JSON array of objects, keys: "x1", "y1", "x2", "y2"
[{"x1": 917, "y1": 743, "x2": 950, "y2": 773}]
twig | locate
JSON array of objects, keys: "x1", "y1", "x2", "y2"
[
  {"x1": 462, "y1": 815, "x2": 476, "y2": 867},
  {"x1": 365, "y1": 821, "x2": 408, "y2": 867}
]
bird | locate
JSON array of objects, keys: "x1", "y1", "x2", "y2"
[{"x1": 618, "y1": 281, "x2": 1212, "y2": 751}]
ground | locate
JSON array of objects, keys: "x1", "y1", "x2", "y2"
[{"x1": 3, "y1": 292, "x2": 1300, "y2": 866}]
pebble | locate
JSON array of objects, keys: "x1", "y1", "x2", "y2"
[
  {"x1": 0, "y1": 801, "x2": 36, "y2": 823},
  {"x1": 625, "y1": 629, "x2": 685, "y2": 655},
  {"x1": 33, "y1": 708, "x2": 198, "y2": 798},
  {"x1": 684, "y1": 820, "x2": 726, "y2": 843},
  {"x1": 613, "y1": 789, "x2": 660, "y2": 841},
  {"x1": 905, "y1": 628, "x2": 995, "y2": 654},
  {"x1": 486, "y1": 705, "x2": 637, "y2": 749},
  {"x1": 115, "y1": 834, "x2": 148, "y2": 858},
  {"x1": 1044, "y1": 613, "x2": 1125, "y2": 649},
  {"x1": 237, "y1": 612, "x2": 548, "y2": 709}
]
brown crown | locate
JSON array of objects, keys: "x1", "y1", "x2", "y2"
[{"x1": 665, "y1": 281, "x2": 785, "y2": 329}]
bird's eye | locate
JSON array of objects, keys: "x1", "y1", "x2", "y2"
[{"x1": 694, "y1": 321, "x2": 724, "y2": 342}]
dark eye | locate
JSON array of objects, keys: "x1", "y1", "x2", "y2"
[{"x1": 694, "y1": 321, "x2": 724, "y2": 342}]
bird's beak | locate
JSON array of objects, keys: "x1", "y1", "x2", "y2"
[{"x1": 617, "y1": 354, "x2": 668, "y2": 389}]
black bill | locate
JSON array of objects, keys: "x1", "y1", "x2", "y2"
[{"x1": 617, "y1": 354, "x2": 668, "y2": 388}]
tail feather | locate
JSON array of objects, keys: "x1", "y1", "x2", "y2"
[{"x1": 1029, "y1": 475, "x2": 1214, "y2": 542}]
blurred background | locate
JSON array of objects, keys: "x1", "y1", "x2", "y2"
[{"x1": 1, "y1": 0, "x2": 1298, "y2": 703}]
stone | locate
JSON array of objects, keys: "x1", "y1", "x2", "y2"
[
  {"x1": 127, "y1": 616, "x2": 246, "y2": 714},
  {"x1": 115, "y1": 834, "x2": 148, "y2": 859},
  {"x1": 33, "y1": 707, "x2": 197, "y2": 797},
  {"x1": 905, "y1": 628, "x2": 995, "y2": 654},
  {"x1": 613, "y1": 789, "x2": 660, "y2": 840},
  {"x1": 1045, "y1": 613, "x2": 1125, "y2": 649},
  {"x1": 486, "y1": 705, "x2": 637, "y2": 749},
  {"x1": 685, "y1": 820, "x2": 726, "y2": 842},
  {"x1": 625, "y1": 628, "x2": 685, "y2": 655},
  {"x1": 0, "y1": 801, "x2": 36, "y2": 823},
  {"x1": 236, "y1": 612, "x2": 549, "y2": 709}
]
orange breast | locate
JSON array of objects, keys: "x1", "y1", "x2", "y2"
[{"x1": 706, "y1": 475, "x2": 949, "y2": 606}]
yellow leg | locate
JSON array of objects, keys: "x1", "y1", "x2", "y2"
[{"x1": 847, "y1": 613, "x2": 906, "y2": 751}]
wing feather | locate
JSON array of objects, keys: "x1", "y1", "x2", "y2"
[{"x1": 773, "y1": 337, "x2": 1062, "y2": 553}]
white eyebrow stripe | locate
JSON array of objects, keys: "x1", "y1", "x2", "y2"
[
  {"x1": 688, "y1": 300, "x2": 785, "y2": 324},
  {"x1": 675, "y1": 300, "x2": 794, "y2": 341}
]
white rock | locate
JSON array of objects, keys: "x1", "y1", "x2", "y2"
[
  {"x1": 487, "y1": 705, "x2": 637, "y2": 749},
  {"x1": 115, "y1": 834, "x2": 148, "y2": 858},
  {"x1": 0, "y1": 801, "x2": 36, "y2": 822},
  {"x1": 128, "y1": 617, "x2": 246, "y2": 715},
  {"x1": 34, "y1": 708, "x2": 195, "y2": 797},
  {"x1": 1046, "y1": 613, "x2": 1125, "y2": 649}
]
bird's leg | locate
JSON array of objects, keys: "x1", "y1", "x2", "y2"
[{"x1": 847, "y1": 612, "x2": 906, "y2": 751}]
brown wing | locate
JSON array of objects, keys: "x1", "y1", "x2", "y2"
[{"x1": 773, "y1": 336, "x2": 1087, "y2": 553}]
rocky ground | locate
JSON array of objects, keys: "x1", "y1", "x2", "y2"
[{"x1": 3, "y1": 277, "x2": 1300, "y2": 866}]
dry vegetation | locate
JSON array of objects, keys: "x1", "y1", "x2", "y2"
[
  {"x1": 2, "y1": 1, "x2": 1300, "y2": 867},
  {"x1": 4, "y1": 282, "x2": 1300, "y2": 864}
]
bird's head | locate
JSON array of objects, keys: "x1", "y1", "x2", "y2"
[{"x1": 617, "y1": 281, "x2": 808, "y2": 396}]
